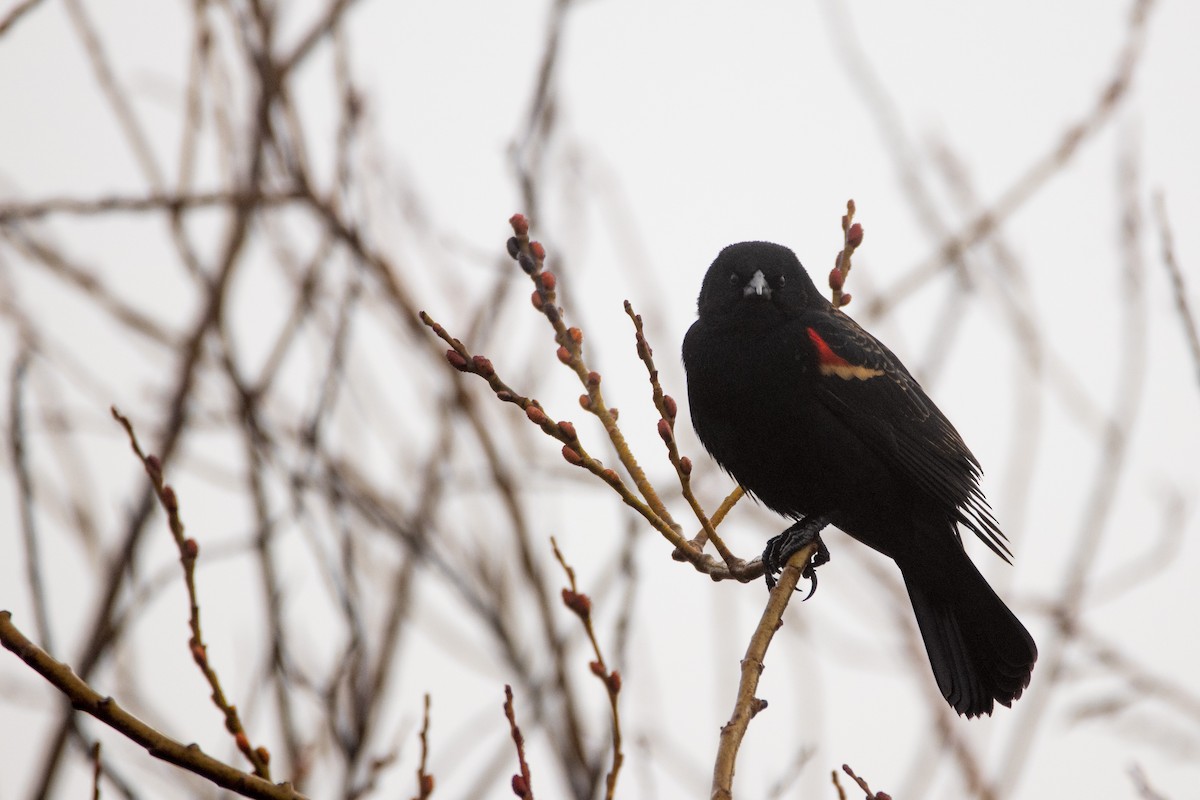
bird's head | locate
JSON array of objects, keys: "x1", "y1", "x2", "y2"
[{"x1": 696, "y1": 241, "x2": 822, "y2": 323}]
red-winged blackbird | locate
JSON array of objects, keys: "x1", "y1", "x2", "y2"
[{"x1": 682, "y1": 241, "x2": 1036, "y2": 717}]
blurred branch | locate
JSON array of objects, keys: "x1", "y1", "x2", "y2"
[
  {"x1": 9, "y1": 347, "x2": 55, "y2": 653},
  {"x1": 63, "y1": 0, "x2": 164, "y2": 188},
  {"x1": 855, "y1": 0, "x2": 1157, "y2": 319},
  {"x1": 0, "y1": 189, "x2": 305, "y2": 223},
  {"x1": 1153, "y1": 193, "x2": 1200, "y2": 395},
  {"x1": 999, "y1": 133, "x2": 1151, "y2": 792},
  {"x1": 0, "y1": 0, "x2": 47, "y2": 37}
]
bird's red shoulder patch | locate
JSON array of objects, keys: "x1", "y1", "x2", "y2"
[{"x1": 806, "y1": 327, "x2": 884, "y2": 381}]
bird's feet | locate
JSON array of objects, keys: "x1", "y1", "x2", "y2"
[{"x1": 763, "y1": 514, "x2": 832, "y2": 597}]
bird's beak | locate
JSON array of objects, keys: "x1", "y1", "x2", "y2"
[{"x1": 744, "y1": 270, "x2": 771, "y2": 298}]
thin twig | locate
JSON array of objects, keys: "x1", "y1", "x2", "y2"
[
  {"x1": 503, "y1": 685, "x2": 535, "y2": 800},
  {"x1": 411, "y1": 694, "x2": 434, "y2": 800},
  {"x1": 624, "y1": 300, "x2": 741, "y2": 566},
  {"x1": 842, "y1": 763, "x2": 890, "y2": 800},
  {"x1": 551, "y1": 538, "x2": 624, "y2": 800},
  {"x1": 0, "y1": 0, "x2": 47, "y2": 37},
  {"x1": 1153, "y1": 193, "x2": 1200, "y2": 395},
  {"x1": 90, "y1": 741, "x2": 102, "y2": 800},
  {"x1": 111, "y1": 407, "x2": 271, "y2": 779}
]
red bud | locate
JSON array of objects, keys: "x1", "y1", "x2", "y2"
[
  {"x1": 471, "y1": 355, "x2": 494, "y2": 377},
  {"x1": 511, "y1": 774, "x2": 528, "y2": 797},
  {"x1": 607, "y1": 670, "x2": 622, "y2": 693},
  {"x1": 556, "y1": 346, "x2": 571, "y2": 364},
  {"x1": 657, "y1": 418, "x2": 673, "y2": 444},
  {"x1": 446, "y1": 349, "x2": 469, "y2": 371},
  {"x1": 562, "y1": 446, "x2": 584, "y2": 466},
  {"x1": 530, "y1": 290, "x2": 544, "y2": 310},
  {"x1": 846, "y1": 222, "x2": 864, "y2": 248},
  {"x1": 680, "y1": 456, "x2": 692, "y2": 476},
  {"x1": 509, "y1": 214, "x2": 529, "y2": 236},
  {"x1": 563, "y1": 588, "x2": 592, "y2": 616},
  {"x1": 828, "y1": 267, "x2": 845, "y2": 291},
  {"x1": 255, "y1": 746, "x2": 270, "y2": 765},
  {"x1": 663, "y1": 394, "x2": 677, "y2": 421},
  {"x1": 558, "y1": 421, "x2": 577, "y2": 440},
  {"x1": 235, "y1": 731, "x2": 250, "y2": 751},
  {"x1": 183, "y1": 538, "x2": 199, "y2": 559},
  {"x1": 602, "y1": 468, "x2": 619, "y2": 484},
  {"x1": 162, "y1": 485, "x2": 178, "y2": 514},
  {"x1": 567, "y1": 326, "x2": 582, "y2": 344},
  {"x1": 589, "y1": 660, "x2": 605, "y2": 677},
  {"x1": 586, "y1": 371, "x2": 601, "y2": 387},
  {"x1": 540, "y1": 270, "x2": 556, "y2": 291},
  {"x1": 839, "y1": 293, "x2": 853, "y2": 307},
  {"x1": 529, "y1": 241, "x2": 545, "y2": 261},
  {"x1": 579, "y1": 394, "x2": 591, "y2": 410},
  {"x1": 525, "y1": 405, "x2": 547, "y2": 425}
]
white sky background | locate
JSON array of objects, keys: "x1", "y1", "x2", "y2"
[{"x1": 2, "y1": 0, "x2": 1199, "y2": 798}]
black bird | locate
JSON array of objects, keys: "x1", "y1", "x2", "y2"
[{"x1": 682, "y1": 241, "x2": 1036, "y2": 717}]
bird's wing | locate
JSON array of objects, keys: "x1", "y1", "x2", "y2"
[{"x1": 797, "y1": 313, "x2": 1010, "y2": 560}]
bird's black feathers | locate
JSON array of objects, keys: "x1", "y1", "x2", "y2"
[{"x1": 683, "y1": 241, "x2": 1036, "y2": 717}]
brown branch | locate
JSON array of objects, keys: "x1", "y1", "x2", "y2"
[
  {"x1": 110, "y1": 407, "x2": 271, "y2": 779},
  {"x1": 63, "y1": 0, "x2": 164, "y2": 188},
  {"x1": 624, "y1": 300, "x2": 742, "y2": 569},
  {"x1": 864, "y1": 0, "x2": 1156, "y2": 319},
  {"x1": 0, "y1": 189, "x2": 304, "y2": 223},
  {"x1": 411, "y1": 694, "x2": 435, "y2": 800},
  {"x1": 9, "y1": 347, "x2": 55, "y2": 653},
  {"x1": 0, "y1": 0, "x2": 47, "y2": 37},
  {"x1": 506, "y1": 216, "x2": 682, "y2": 533},
  {"x1": 551, "y1": 539, "x2": 624, "y2": 800},
  {"x1": 0, "y1": 612, "x2": 307, "y2": 800},
  {"x1": 89, "y1": 742, "x2": 102, "y2": 800},
  {"x1": 278, "y1": 0, "x2": 362, "y2": 77},
  {"x1": 830, "y1": 199, "x2": 865, "y2": 310},
  {"x1": 1153, "y1": 193, "x2": 1200, "y2": 395},
  {"x1": 841, "y1": 763, "x2": 891, "y2": 800},
  {"x1": 422, "y1": 216, "x2": 765, "y2": 583},
  {"x1": 711, "y1": 540, "x2": 818, "y2": 800},
  {"x1": 998, "y1": 131, "x2": 1153, "y2": 792},
  {"x1": 504, "y1": 685, "x2": 535, "y2": 800}
]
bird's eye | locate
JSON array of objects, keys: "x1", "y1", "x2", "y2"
[
  {"x1": 728, "y1": 273, "x2": 739, "y2": 287},
  {"x1": 774, "y1": 275, "x2": 786, "y2": 289}
]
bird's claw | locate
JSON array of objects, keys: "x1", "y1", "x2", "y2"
[{"x1": 763, "y1": 514, "x2": 832, "y2": 598}]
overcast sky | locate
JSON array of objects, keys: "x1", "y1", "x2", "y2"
[{"x1": 2, "y1": 1, "x2": 1199, "y2": 798}]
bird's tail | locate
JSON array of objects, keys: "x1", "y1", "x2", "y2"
[{"x1": 899, "y1": 549, "x2": 1037, "y2": 717}]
